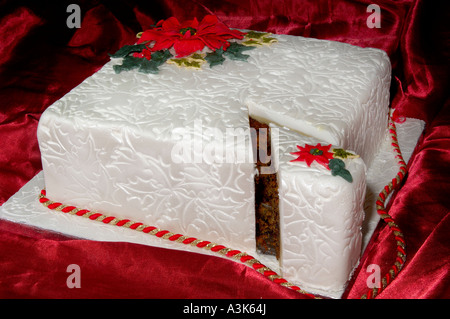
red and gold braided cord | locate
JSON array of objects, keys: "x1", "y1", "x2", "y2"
[
  {"x1": 361, "y1": 116, "x2": 407, "y2": 299},
  {"x1": 38, "y1": 188, "x2": 318, "y2": 299}
]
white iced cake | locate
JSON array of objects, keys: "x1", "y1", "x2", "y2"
[{"x1": 37, "y1": 17, "x2": 391, "y2": 298}]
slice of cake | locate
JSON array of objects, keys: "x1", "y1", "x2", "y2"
[
  {"x1": 273, "y1": 124, "x2": 366, "y2": 297},
  {"x1": 36, "y1": 15, "x2": 391, "y2": 297}
]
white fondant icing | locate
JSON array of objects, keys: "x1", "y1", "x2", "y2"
[
  {"x1": 1, "y1": 118, "x2": 425, "y2": 299},
  {"x1": 36, "y1": 32, "x2": 392, "y2": 296},
  {"x1": 272, "y1": 125, "x2": 366, "y2": 297}
]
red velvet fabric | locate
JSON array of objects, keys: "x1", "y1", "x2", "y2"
[{"x1": 0, "y1": 0, "x2": 449, "y2": 299}]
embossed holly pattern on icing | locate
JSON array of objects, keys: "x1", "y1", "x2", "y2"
[{"x1": 38, "y1": 28, "x2": 390, "y2": 266}]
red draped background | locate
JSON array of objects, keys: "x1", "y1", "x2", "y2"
[{"x1": 0, "y1": 0, "x2": 449, "y2": 299}]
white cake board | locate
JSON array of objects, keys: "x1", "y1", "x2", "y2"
[
  {"x1": 361, "y1": 117, "x2": 424, "y2": 250},
  {"x1": 0, "y1": 117, "x2": 424, "y2": 298}
]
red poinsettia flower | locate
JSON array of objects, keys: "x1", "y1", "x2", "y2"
[
  {"x1": 137, "y1": 15, "x2": 245, "y2": 58},
  {"x1": 290, "y1": 143, "x2": 334, "y2": 169}
]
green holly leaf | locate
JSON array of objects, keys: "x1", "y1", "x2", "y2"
[
  {"x1": 332, "y1": 148, "x2": 358, "y2": 159},
  {"x1": 242, "y1": 39, "x2": 262, "y2": 46},
  {"x1": 169, "y1": 58, "x2": 203, "y2": 69},
  {"x1": 113, "y1": 50, "x2": 173, "y2": 74},
  {"x1": 245, "y1": 31, "x2": 269, "y2": 39},
  {"x1": 328, "y1": 158, "x2": 353, "y2": 183},
  {"x1": 328, "y1": 158, "x2": 345, "y2": 170},
  {"x1": 223, "y1": 42, "x2": 255, "y2": 61},
  {"x1": 113, "y1": 55, "x2": 144, "y2": 73},
  {"x1": 262, "y1": 36, "x2": 277, "y2": 44},
  {"x1": 150, "y1": 50, "x2": 173, "y2": 66},
  {"x1": 138, "y1": 58, "x2": 161, "y2": 74},
  {"x1": 168, "y1": 59, "x2": 185, "y2": 67},
  {"x1": 333, "y1": 168, "x2": 353, "y2": 183},
  {"x1": 243, "y1": 31, "x2": 278, "y2": 47},
  {"x1": 139, "y1": 51, "x2": 172, "y2": 74},
  {"x1": 205, "y1": 48, "x2": 226, "y2": 67},
  {"x1": 109, "y1": 44, "x2": 147, "y2": 58},
  {"x1": 168, "y1": 52, "x2": 206, "y2": 69}
]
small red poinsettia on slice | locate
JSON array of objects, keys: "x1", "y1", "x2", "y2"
[
  {"x1": 290, "y1": 143, "x2": 334, "y2": 169},
  {"x1": 137, "y1": 15, "x2": 246, "y2": 58}
]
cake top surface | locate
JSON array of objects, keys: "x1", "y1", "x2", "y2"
[{"x1": 43, "y1": 16, "x2": 390, "y2": 148}]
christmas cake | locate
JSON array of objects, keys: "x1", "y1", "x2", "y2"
[{"x1": 36, "y1": 15, "x2": 391, "y2": 297}]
